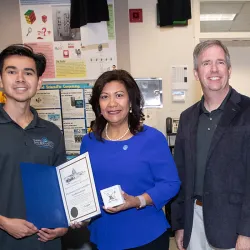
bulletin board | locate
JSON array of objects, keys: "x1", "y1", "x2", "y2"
[
  {"x1": 19, "y1": 0, "x2": 117, "y2": 81},
  {"x1": 30, "y1": 84, "x2": 95, "y2": 157}
]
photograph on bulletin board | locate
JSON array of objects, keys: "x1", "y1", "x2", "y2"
[{"x1": 51, "y1": 5, "x2": 81, "y2": 41}]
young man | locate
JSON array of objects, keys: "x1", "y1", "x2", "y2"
[
  {"x1": 0, "y1": 44, "x2": 68, "y2": 250},
  {"x1": 171, "y1": 40, "x2": 250, "y2": 250}
]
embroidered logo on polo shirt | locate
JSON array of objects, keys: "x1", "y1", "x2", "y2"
[{"x1": 33, "y1": 137, "x2": 54, "y2": 149}]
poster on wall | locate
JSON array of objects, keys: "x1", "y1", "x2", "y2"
[
  {"x1": 54, "y1": 41, "x2": 87, "y2": 78},
  {"x1": 26, "y1": 42, "x2": 56, "y2": 78},
  {"x1": 19, "y1": 0, "x2": 117, "y2": 80},
  {"x1": 30, "y1": 89, "x2": 61, "y2": 109},
  {"x1": 63, "y1": 119, "x2": 86, "y2": 151},
  {"x1": 82, "y1": 1, "x2": 117, "y2": 79},
  {"x1": 85, "y1": 104, "x2": 95, "y2": 127},
  {"x1": 61, "y1": 89, "x2": 85, "y2": 119},
  {"x1": 52, "y1": 5, "x2": 81, "y2": 42},
  {"x1": 37, "y1": 109, "x2": 63, "y2": 130},
  {"x1": 31, "y1": 84, "x2": 93, "y2": 156},
  {"x1": 20, "y1": 5, "x2": 54, "y2": 43}
]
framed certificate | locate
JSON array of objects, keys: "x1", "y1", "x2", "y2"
[{"x1": 20, "y1": 153, "x2": 100, "y2": 229}]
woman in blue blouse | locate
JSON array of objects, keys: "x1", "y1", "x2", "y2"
[{"x1": 80, "y1": 70, "x2": 180, "y2": 250}]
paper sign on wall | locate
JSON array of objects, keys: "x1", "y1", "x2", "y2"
[
  {"x1": 172, "y1": 90, "x2": 186, "y2": 102},
  {"x1": 171, "y1": 66, "x2": 188, "y2": 90},
  {"x1": 81, "y1": 22, "x2": 109, "y2": 46}
]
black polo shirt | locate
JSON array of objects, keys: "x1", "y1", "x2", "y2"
[
  {"x1": 195, "y1": 89, "x2": 231, "y2": 198},
  {"x1": 0, "y1": 104, "x2": 66, "y2": 250}
]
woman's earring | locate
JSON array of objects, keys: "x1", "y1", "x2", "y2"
[{"x1": 129, "y1": 107, "x2": 132, "y2": 113}]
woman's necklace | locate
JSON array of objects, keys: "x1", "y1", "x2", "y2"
[{"x1": 105, "y1": 123, "x2": 130, "y2": 141}]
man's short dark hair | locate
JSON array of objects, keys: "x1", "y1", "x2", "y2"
[{"x1": 0, "y1": 44, "x2": 46, "y2": 77}]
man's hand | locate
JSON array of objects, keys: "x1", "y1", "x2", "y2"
[
  {"x1": 0, "y1": 216, "x2": 38, "y2": 239},
  {"x1": 175, "y1": 229, "x2": 186, "y2": 250},
  {"x1": 37, "y1": 228, "x2": 68, "y2": 242},
  {"x1": 236, "y1": 235, "x2": 250, "y2": 250}
]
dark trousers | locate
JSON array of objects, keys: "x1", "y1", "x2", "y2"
[{"x1": 91, "y1": 230, "x2": 169, "y2": 250}]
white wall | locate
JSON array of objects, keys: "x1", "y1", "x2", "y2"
[
  {"x1": 128, "y1": 0, "x2": 200, "y2": 133},
  {"x1": 114, "y1": 0, "x2": 131, "y2": 71},
  {"x1": 228, "y1": 46, "x2": 250, "y2": 97},
  {"x1": 0, "y1": 0, "x2": 22, "y2": 50}
]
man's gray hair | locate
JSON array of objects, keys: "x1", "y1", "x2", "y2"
[{"x1": 193, "y1": 40, "x2": 231, "y2": 70}]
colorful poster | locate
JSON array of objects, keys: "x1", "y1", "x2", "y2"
[
  {"x1": 19, "y1": 0, "x2": 117, "y2": 80},
  {"x1": 61, "y1": 89, "x2": 85, "y2": 119},
  {"x1": 53, "y1": 41, "x2": 86, "y2": 78},
  {"x1": 63, "y1": 119, "x2": 86, "y2": 151},
  {"x1": 84, "y1": 89, "x2": 95, "y2": 127},
  {"x1": 85, "y1": 104, "x2": 95, "y2": 127},
  {"x1": 41, "y1": 84, "x2": 89, "y2": 90},
  {"x1": 30, "y1": 84, "x2": 94, "y2": 156},
  {"x1": 27, "y1": 43, "x2": 56, "y2": 79},
  {"x1": 30, "y1": 89, "x2": 60, "y2": 109},
  {"x1": 54, "y1": 41, "x2": 84, "y2": 60},
  {"x1": 20, "y1": 5, "x2": 54, "y2": 43},
  {"x1": 37, "y1": 109, "x2": 62, "y2": 130},
  {"x1": 84, "y1": 88, "x2": 92, "y2": 104}
]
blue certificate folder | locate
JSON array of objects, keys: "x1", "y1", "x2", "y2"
[{"x1": 20, "y1": 162, "x2": 68, "y2": 229}]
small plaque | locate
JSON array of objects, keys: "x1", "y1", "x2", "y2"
[{"x1": 100, "y1": 185, "x2": 125, "y2": 208}]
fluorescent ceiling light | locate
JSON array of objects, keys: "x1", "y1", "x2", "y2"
[{"x1": 200, "y1": 14, "x2": 236, "y2": 21}]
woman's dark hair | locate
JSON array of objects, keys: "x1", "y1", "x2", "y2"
[
  {"x1": 0, "y1": 44, "x2": 46, "y2": 77},
  {"x1": 89, "y1": 69, "x2": 145, "y2": 141}
]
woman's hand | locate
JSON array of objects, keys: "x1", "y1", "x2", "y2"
[{"x1": 103, "y1": 192, "x2": 140, "y2": 213}]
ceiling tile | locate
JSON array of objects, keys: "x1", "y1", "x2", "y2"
[
  {"x1": 201, "y1": 2, "x2": 244, "y2": 14},
  {"x1": 200, "y1": 1, "x2": 250, "y2": 33},
  {"x1": 201, "y1": 21, "x2": 233, "y2": 32}
]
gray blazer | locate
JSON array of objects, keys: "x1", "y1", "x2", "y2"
[{"x1": 171, "y1": 87, "x2": 250, "y2": 249}]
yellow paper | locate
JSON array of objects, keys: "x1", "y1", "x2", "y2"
[{"x1": 56, "y1": 60, "x2": 86, "y2": 78}]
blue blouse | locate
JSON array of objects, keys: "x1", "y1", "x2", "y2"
[{"x1": 80, "y1": 125, "x2": 180, "y2": 250}]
